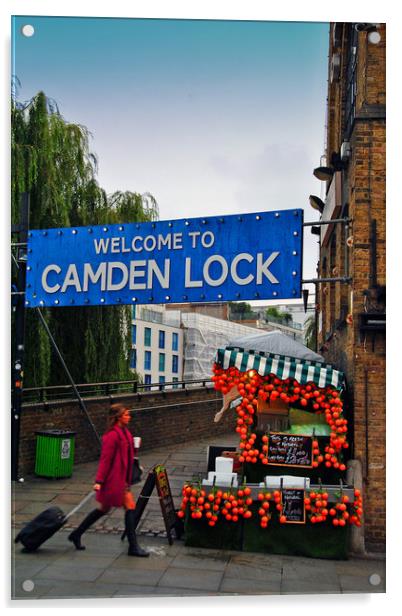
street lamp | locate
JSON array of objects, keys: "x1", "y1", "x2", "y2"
[
  {"x1": 309, "y1": 195, "x2": 325, "y2": 213},
  {"x1": 313, "y1": 166, "x2": 334, "y2": 182}
]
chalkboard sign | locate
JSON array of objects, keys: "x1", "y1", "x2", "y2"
[
  {"x1": 154, "y1": 464, "x2": 177, "y2": 545},
  {"x1": 121, "y1": 466, "x2": 178, "y2": 545},
  {"x1": 130, "y1": 471, "x2": 156, "y2": 530},
  {"x1": 267, "y1": 432, "x2": 313, "y2": 468},
  {"x1": 281, "y1": 489, "x2": 306, "y2": 524}
]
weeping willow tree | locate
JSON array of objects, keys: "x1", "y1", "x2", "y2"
[{"x1": 12, "y1": 91, "x2": 159, "y2": 387}]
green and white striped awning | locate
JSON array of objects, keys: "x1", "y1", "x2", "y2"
[{"x1": 215, "y1": 347, "x2": 345, "y2": 390}]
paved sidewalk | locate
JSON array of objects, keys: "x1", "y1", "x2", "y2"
[{"x1": 11, "y1": 433, "x2": 385, "y2": 600}]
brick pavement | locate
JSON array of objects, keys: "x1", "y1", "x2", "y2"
[{"x1": 11, "y1": 432, "x2": 385, "y2": 600}]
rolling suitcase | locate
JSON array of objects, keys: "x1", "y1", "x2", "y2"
[{"x1": 14, "y1": 491, "x2": 94, "y2": 552}]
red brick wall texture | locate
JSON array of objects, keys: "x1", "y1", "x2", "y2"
[
  {"x1": 18, "y1": 388, "x2": 230, "y2": 476},
  {"x1": 319, "y1": 23, "x2": 386, "y2": 552}
]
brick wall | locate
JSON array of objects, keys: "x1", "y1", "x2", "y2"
[
  {"x1": 18, "y1": 387, "x2": 232, "y2": 476},
  {"x1": 318, "y1": 23, "x2": 386, "y2": 552}
]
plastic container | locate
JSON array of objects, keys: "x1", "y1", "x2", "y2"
[
  {"x1": 34, "y1": 430, "x2": 76, "y2": 478},
  {"x1": 215, "y1": 456, "x2": 233, "y2": 473}
]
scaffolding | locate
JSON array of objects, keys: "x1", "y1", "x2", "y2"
[{"x1": 181, "y1": 312, "x2": 258, "y2": 381}]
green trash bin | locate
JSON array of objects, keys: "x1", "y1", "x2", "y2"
[{"x1": 35, "y1": 430, "x2": 76, "y2": 478}]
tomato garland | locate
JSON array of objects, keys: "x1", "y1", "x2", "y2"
[
  {"x1": 177, "y1": 482, "x2": 253, "y2": 526},
  {"x1": 304, "y1": 488, "x2": 330, "y2": 523},
  {"x1": 349, "y1": 489, "x2": 363, "y2": 527},
  {"x1": 257, "y1": 490, "x2": 272, "y2": 527},
  {"x1": 179, "y1": 482, "x2": 363, "y2": 528},
  {"x1": 312, "y1": 439, "x2": 323, "y2": 468},
  {"x1": 328, "y1": 493, "x2": 350, "y2": 527},
  {"x1": 211, "y1": 364, "x2": 349, "y2": 469},
  {"x1": 178, "y1": 366, "x2": 363, "y2": 530}
]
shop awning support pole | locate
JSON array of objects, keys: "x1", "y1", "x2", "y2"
[{"x1": 364, "y1": 367, "x2": 369, "y2": 483}]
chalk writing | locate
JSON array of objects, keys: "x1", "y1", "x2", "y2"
[
  {"x1": 281, "y1": 489, "x2": 306, "y2": 523},
  {"x1": 267, "y1": 433, "x2": 313, "y2": 468}
]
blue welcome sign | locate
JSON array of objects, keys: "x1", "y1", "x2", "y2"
[{"x1": 25, "y1": 210, "x2": 303, "y2": 308}]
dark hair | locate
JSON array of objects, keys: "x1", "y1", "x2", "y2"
[{"x1": 107, "y1": 403, "x2": 129, "y2": 430}]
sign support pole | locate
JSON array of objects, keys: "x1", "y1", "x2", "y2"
[
  {"x1": 121, "y1": 465, "x2": 179, "y2": 544},
  {"x1": 11, "y1": 193, "x2": 29, "y2": 481},
  {"x1": 36, "y1": 308, "x2": 102, "y2": 449}
]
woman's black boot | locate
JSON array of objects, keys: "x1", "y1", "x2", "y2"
[
  {"x1": 68, "y1": 509, "x2": 105, "y2": 550},
  {"x1": 125, "y1": 509, "x2": 149, "y2": 557}
]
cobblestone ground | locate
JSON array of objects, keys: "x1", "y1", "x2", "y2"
[
  {"x1": 13, "y1": 433, "x2": 234, "y2": 538},
  {"x1": 11, "y1": 433, "x2": 385, "y2": 600}
]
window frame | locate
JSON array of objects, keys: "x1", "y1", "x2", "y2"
[
  {"x1": 144, "y1": 327, "x2": 152, "y2": 347},
  {"x1": 144, "y1": 350, "x2": 152, "y2": 371}
]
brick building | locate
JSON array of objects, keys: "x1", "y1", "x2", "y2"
[{"x1": 314, "y1": 23, "x2": 385, "y2": 552}]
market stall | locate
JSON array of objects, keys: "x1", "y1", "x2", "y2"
[{"x1": 178, "y1": 333, "x2": 363, "y2": 559}]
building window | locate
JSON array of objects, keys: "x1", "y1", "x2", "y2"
[
  {"x1": 159, "y1": 353, "x2": 165, "y2": 372},
  {"x1": 144, "y1": 374, "x2": 151, "y2": 390},
  {"x1": 159, "y1": 330, "x2": 165, "y2": 349},
  {"x1": 172, "y1": 354, "x2": 178, "y2": 374},
  {"x1": 144, "y1": 350, "x2": 151, "y2": 371},
  {"x1": 172, "y1": 332, "x2": 178, "y2": 351},
  {"x1": 173, "y1": 377, "x2": 179, "y2": 389},
  {"x1": 130, "y1": 349, "x2": 137, "y2": 370},
  {"x1": 144, "y1": 327, "x2": 151, "y2": 347},
  {"x1": 131, "y1": 324, "x2": 137, "y2": 344},
  {"x1": 143, "y1": 308, "x2": 163, "y2": 324},
  {"x1": 159, "y1": 375, "x2": 165, "y2": 390}
]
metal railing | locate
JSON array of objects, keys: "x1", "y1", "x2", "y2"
[
  {"x1": 229, "y1": 312, "x2": 258, "y2": 321},
  {"x1": 265, "y1": 315, "x2": 303, "y2": 330},
  {"x1": 230, "y1": 311, "x2": 304, "y2": 331},
  {"x1": 21, "y1": 377, "x2": 214, "y2": 405}
]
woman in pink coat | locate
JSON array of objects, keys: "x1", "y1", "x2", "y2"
[{"x1": 68, "y1": 403, "x2": 149, "y2": 557}]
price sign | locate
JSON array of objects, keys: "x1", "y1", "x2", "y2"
[
  {"x1": 281, "y1": 489, "x2": 306, "y2": 524},
  {"x1": 267, "y1": 433, "x2": 313, "y2": 468}
]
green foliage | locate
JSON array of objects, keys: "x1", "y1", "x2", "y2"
[
  {"x1": 265, "y1": 306, "x2": 293, "y2": 325},
  {"x1": 228, "y1": 301, "x2": 253, "y2": 315},
  {"x1": 12, "y1": 91, "x2": 158, "y2": 387},
  {"x1": 228, "y1": 302, "x2": 257, "y2": 321},
  {"x1": 265, "y1": 306, "x2": 281, "y2": 319}
]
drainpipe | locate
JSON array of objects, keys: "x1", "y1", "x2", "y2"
[{"x1": 364, "y1": 367, "x2": 369, "y2": 482}]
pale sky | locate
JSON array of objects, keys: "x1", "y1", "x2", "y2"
[
  {"x1": 12, "y1": 16, "x2": 329, "y2": 290},
  {"x1": 3, "y1": 4, "x2": 399, "y2": 603}
]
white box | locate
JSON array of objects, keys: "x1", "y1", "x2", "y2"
[
  {"x1": 215, "y1": 456, "x2": 233, "y2": 473},
  {"x1": 202, "y1": 471, "x2": 238, "y2": 487},
  {"x1": 264, "y1": 475, "x2": 310, "y2": 489},
  {"x1": 207, "y1": 471, "x2": 237, "y2": 482}
]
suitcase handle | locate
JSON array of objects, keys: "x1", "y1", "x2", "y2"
[{"x1": 64, "y1": 491, "x2": 95, "y2": 520}]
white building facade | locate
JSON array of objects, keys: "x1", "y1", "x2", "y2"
[
  {"x1": 131, "y1": 304, "x2": 258, "y2": 385},
  {"x1": 131, "y1": 304, "x2": 184, "y2": 388}
]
